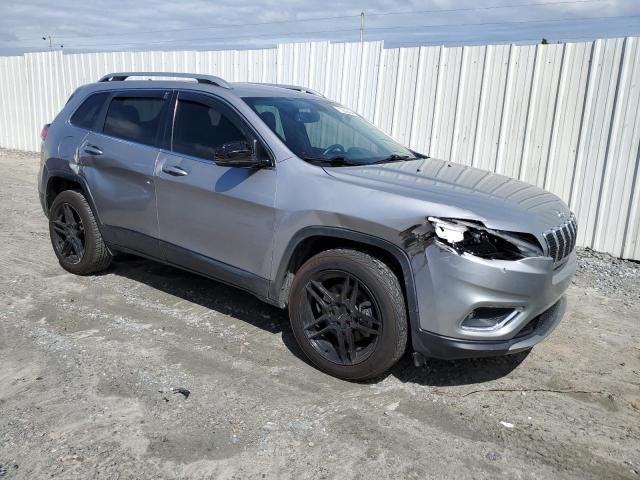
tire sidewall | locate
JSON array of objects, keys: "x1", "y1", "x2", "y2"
[
  {"x1": 49, "y1": 190, "x2": 101, "y2": 274},
  {"x1": 289, "y1": 251, "x2": 406, "y2": 380}
]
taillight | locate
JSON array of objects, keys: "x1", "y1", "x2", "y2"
[{"x1": 40, "y1": 124, "x2": 50, "y2": 141}]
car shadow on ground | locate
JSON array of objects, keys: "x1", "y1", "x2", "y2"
[{"x1": 109, "y1": 257, "x2": 528, "y2": 387}]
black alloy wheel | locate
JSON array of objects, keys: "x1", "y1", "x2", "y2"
[
  {"x1": 303, "y1": 271, "x2": 381, "y2": 366},
  {"x1": 51, "y1": 202, "x2": 86, "y2": 264},
  {"x1": 289, "y1": 249, "x2": 408, "y2": 380},
  {"x1": 48, "y1": 190, "x2": 112, "y2": 275}
]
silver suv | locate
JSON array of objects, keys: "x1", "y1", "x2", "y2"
[{"x1": 38, "y1": 72, "x2": 577, "y2": 380}]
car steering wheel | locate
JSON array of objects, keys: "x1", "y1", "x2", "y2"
[{"x1": 322, "y1": 144, "x2": 345, "y2": 157}]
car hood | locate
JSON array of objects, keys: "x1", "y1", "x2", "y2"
[{"x1": 323, "y1": 157, "x2": 571, "y2": 234}]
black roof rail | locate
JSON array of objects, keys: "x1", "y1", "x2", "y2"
[
  {"x1": 256, "y1": 83, "x2": 325, "y2": 97},
  {"x1": 97, "y1": 72, "x2": 231, "y2": 89}
]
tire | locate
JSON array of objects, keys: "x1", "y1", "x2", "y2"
[
  {"x1": 48, "y1": 190, "x2": 112, "y2": 275},
  {"x1": 288, "y1": 248, "x2": 408, "y2": 380}
]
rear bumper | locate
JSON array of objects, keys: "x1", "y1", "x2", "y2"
[
  {"x1": 38, "y1": 163, "x2": 49, "y2": 217},
  {"x1": 412, "y1": 297, "x2": 566, "y2": 359}
]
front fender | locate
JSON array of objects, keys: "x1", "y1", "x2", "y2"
[{"x1": 269, "y1": 225, "x2": 421, "y2": 347}]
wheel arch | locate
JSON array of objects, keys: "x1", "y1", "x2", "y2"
[
  {"x1": 45, "y1": 170, "x2": 100, "y2": 221},
  {"x1": 270, "y1": 226, "x2": 421, "y2": 339}
]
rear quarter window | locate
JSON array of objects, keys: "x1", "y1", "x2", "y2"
[{"x1": 69, "y1": 92, "x2": 109, "y2": 130}]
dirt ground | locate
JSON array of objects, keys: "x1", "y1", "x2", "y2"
[{"x1": 1, "y1": 149, "x2": 639, "y2": 480}]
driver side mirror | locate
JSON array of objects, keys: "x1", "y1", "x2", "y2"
[{"x1": 214, "y1": 139, "x2": 270, "y2": 168}]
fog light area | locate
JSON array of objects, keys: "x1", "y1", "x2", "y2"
[{"x1": 461, "y1": 307, "x2": 520, "y2": 331}]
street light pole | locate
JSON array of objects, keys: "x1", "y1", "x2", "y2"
[{"x1": 41, "y1": 36, "x2": 63, "y2": 51}]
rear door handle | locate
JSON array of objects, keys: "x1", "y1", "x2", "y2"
[
  {"x1": 83, "y1": 145, "x2": 103, "y2": 156},
  {"x1": 162, "y1": 165, "x2": 189, "y2": 177}
]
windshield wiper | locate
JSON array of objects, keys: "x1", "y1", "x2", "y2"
[
  {"x1": 301, "y1": 155, "x2": 361, "y2": 166},
  {"x1": 369, "y1": 154, "x2": 418, "y2": 165}
]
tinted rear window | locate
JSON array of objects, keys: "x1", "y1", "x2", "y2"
[
  {"x1": 70, "y1": 92, "x2": 109, "y2": 130},
  {"x1": 103, "y1": 96, "x2": 165, "y2": 146}
]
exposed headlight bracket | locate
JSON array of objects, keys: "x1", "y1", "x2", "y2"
[
  {"x1": 428, "y1": 217, "x2": 467, "y2": 243},
  {"x1": 427, "y1": 217, "x2": 543, "y2": 260}
]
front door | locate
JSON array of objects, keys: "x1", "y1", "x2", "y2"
[{"x1": 154, "y1": 91, "x2": 277, "y2": 295}]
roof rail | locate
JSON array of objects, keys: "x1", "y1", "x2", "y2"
[
  {"x1": 258, "y1": 83, "x2": 325, "y2": 97},
  {"x1": 98, "y1": 72, "x2": 231, "y2": 89}
]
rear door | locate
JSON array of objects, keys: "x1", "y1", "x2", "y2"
[
  {"x1": 78, "y1": 90, "x2": 171, "y2": 253},
  {"x1": 154, "y1": 91, "x2": 277, "y2": 291}
]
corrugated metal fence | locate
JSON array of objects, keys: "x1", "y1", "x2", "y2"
[{"x1": 0, "y1": 38, "x2": 639, "y2": 260}]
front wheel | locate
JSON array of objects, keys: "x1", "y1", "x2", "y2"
[{"x1": 288, "y1": 249, "x2": 408, "y2": 380}]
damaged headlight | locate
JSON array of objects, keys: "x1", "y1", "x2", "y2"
[{"x1": 428, "y1": 217, "x2": 543, "y2": 260}]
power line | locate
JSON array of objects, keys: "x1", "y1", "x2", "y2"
[
  {"x1": 367, "y1": 0, "x2": 606, "y2": 18},
  {"x1": 14, "y1": 0, "x2": 607, "y2": 43},
  {"x1": 63, "y1": 13, "x2": 637, "y2": 50},
  {"x1": 394, "y1": 33, "x2": 628, "y2": 46}
]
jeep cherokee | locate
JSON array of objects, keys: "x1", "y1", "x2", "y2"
[{"x1": 38, "y1": 72, "x2": 577, "y2": 380}]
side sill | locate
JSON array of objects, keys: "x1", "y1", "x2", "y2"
[{"x1": 103, "y1": 226, "x2": 276, "y2": 307}]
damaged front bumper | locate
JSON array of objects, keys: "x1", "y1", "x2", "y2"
[{"x1": 409, "y1": 243, "x2": 575, "y2": 359}]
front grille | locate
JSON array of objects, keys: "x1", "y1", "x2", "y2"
[{"x1": 543, "y1": 215, "x2": 577, "y2": 263}]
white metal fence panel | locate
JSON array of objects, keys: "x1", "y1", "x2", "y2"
[
  {"x1": 495, "y1": 44, "x2": 537, "y2": 179},
  {"x1": 519, "y1": 43, "x2": 564, "y2": 187},
  {"x1": 408, "y1": 46, "x2": 441, "y2": 154},
  {"x1": 450, "y1": 46, "x2": 486, "y2": 167},
  {"x1": 0, "y1": 38, "x2": 638, "y2": 260},
  {"x1": 570, "y1": 38, "x2": 626, "y2": 249},
  {"x1": 0, "y1": 55, "x2": 33, "y2": 151},
  {"x1": 471, "y1": 44, "x2": 511, "y2": 172},
  {"x1": 373, "y1": 47, "x2": 399, "y2": 135},
  {"x1": 430, "y1": 46, "x2": 463, "y2": 161},
  {"x1": 592, "y1": 37, "x2": 640, "y2": 257},
  {"x1": 544, "y1": 41, "x2": 591, "y2": 201}
]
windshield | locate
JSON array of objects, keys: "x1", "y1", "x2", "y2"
[{"x1": 243, "y1": 96, "x2": 420, "y2": 166}]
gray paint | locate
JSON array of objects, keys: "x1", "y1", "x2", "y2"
[{"x1": 39, "y1": 75, "x2": 577, "y2": 358}]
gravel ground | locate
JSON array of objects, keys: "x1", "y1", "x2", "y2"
[
  {"x1": 0, "y1": 149, "x2": 639, "y2": 479},
  {"x1": 576, "y1": 248, "x2": 640, "y2": 302}
]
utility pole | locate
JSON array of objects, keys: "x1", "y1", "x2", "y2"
[
  {"x1": 41, "y1": 36, "x2": 63, "y2": 51},
  {"x1": 360, "y1": 12, "x2": 365, "y2": 44}
]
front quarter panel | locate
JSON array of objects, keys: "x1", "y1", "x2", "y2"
[{"x1": 270, "y1": 158, "x2": 442, "y2": 275}]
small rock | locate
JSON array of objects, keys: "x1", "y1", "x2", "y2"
[
  {"x1": 171, "y1": 387, "x2": 190, "y2": 399},
  {"x1": 499, "y1": 421, "x2": 514, "y2": 429},
  {"x1": 486, "y1": 451, "x2": 501, "y2": 461},
  {"x1": 385, "y1": 402, "x2": 400, "y2": 412},
  {"x1": 308, "y1": 442, "x2": 314, "y2": 447}
]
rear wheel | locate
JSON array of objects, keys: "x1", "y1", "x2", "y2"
[
  {"x1": 49, "y1": 190, "x2": 112, "y2": 275},
  {"x1": 288, "y1": 249, "x2": 407, "y2": 380}
]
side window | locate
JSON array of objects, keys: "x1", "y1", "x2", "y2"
[
  {"x1": 172, "y1": 98, "x2": 248, "y2": 160},
  {"x1": 70, "y1": 92, "x2": 109, "y2": 130},
  {"x1": 103, "y1": 96, "x2": 165, "y2": 146}
]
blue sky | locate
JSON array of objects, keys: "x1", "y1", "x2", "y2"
[{"x1": 1, "y1": 0, "x2": 639, "y2": 54}]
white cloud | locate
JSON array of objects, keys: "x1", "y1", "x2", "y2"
[{"x1": 0, "y1": 0, "x2": 638, "y2": 54}]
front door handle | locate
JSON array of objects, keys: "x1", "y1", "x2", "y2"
[
  {"x1": 83, "y1": 145, "x2": 103, "y2": 156},
  {"x1": 162, "y1": 165, "x2": 189, "y2": 177}
]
